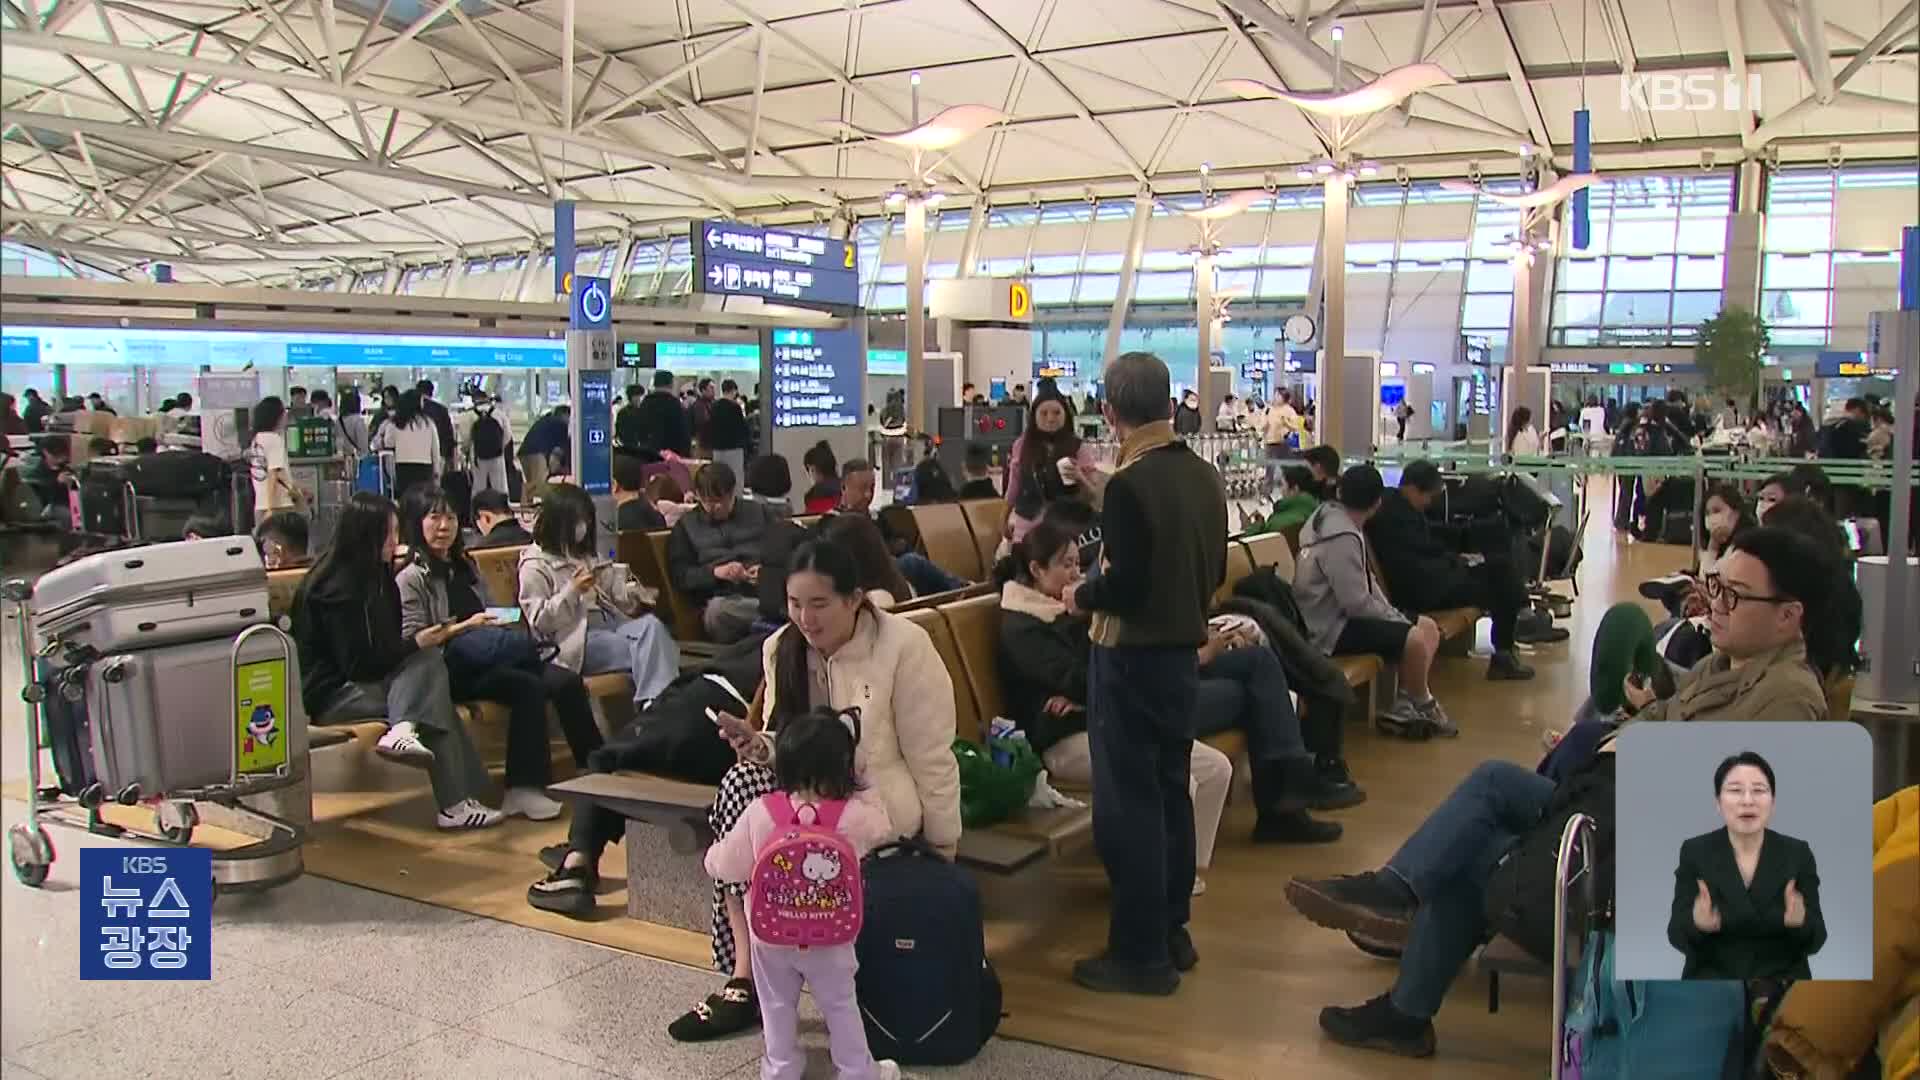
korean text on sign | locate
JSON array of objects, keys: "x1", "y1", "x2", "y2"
[{"x1": 80, "y1": 848, "x2": 212, "y2": 980}]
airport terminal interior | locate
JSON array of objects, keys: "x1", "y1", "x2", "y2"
[{"x1": 1, "y1": 0, "x2": 1917, "y2": 1078}]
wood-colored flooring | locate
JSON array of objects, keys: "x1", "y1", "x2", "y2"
[{"x1": 199, "y1": 487, "x2": 1695, "y2": 1079}]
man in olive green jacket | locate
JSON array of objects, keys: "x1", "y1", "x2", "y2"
[{"x1": 1618, "y1": 527, "x2": 1839, "y2": 724}]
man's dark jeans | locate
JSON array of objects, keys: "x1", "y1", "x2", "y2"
[
  {"x1": 1087, "y1": 642, "x2": 1199, "y2": 972},
  {"x1": 1382, "y1": 760, "x2": 1556, "y2": 1017}
]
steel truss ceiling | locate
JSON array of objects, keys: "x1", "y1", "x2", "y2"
[{"x1": 1, "y1": 0, "x2": 1914, "y2": 282}]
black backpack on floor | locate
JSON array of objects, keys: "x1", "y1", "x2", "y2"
[
  {"x1": 856, "y1": 840, "x2": 1002, "y2": 1065},
  {"x1": 1483, "y1": 752, "x2": 1616, "y2": 963}
]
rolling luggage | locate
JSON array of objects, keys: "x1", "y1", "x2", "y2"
[
  {"x1": 32, "y1": 536, "x2": 270, "y2": 653},
  {"x1": 60, "y1": 632, "x2": 297, "y2": 799},
  {"x1": 123, "y1": 451, "x2": 224, "y2": 501}
]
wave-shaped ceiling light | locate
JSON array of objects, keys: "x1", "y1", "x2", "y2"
[
  {"x1": 1218, "y1": 63, "x2": 1456, "y2": 117},
  {"x1": 1439, "y1": 173, "x2": 1601, "y2": 208},
  {"x1": 833, "y1": 104, "x2": 1008, "y2": 152},
  {"x1": 1183, "y1": 188, "x2": 1268, "y2": 221}
]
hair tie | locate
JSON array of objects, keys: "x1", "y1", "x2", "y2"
[{"x1": 838, "y1": 707, "x2": 862, "y2": 745}]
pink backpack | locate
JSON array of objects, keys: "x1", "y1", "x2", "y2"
[{"x1": 747, "y1": 792, "x2": 865, "y2": 948}]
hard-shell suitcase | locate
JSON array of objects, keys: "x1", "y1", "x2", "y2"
[
  {"x1": 80, "y1": 632, "x2": 301, "y2": 799},
  {"x1": 32, "y1": 536, "x2": 270, "y2": 653}
]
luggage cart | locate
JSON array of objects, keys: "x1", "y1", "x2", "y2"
[
  {"x1": 4, "y1": 580, "x2": 308, "y2": 896},
  {"x1": 1551, "y1": 812, "x2": 1598, "y2": 1080}
]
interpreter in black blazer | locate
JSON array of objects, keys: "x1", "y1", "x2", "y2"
[{"x1": 1668, "y1": 751, "x2": 1827, "y2": 981}]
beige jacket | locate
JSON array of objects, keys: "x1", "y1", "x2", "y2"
[
  {"x1": 516, "y1": 546, "x2": 658, "y2": 673},
  {"x1": 755, "y1": 608, "x2": 963, "y2": 849},
  {"x1": 1630, "y1": 640, "x2": 1829, "y2": 723}
]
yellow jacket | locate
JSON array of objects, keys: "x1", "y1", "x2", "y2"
[{"x1": 1767, "y1": 786, "x2": 1918, "y2": 1080}]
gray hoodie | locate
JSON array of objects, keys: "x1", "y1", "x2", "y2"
[{"x1": 1292, "y1": 500, "x2": 1409, "y2": 654}]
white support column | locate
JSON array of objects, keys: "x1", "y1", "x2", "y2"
[
  {"x1": 609, "y1": 233, "x2": 638, "y2": 297},
  {"x1": 1103, "y1": 187, "x2": 1153, "y2": 367},
  {"x1": 1319, "y1": 174, "x2": 1349, "y2": 451},
  {"x1": 1723, "y1": 160, "x2": 1767, "y2": 319},
  {"x1": 513, "y1": 244, "x2": 544, "y2": 301},
  {"x1": 1195, "y1": 250, "x2": 1216, "y2": 431},
  {"x1": 905, "y1": 196, "x2": 928, "y2": 434},
  {"x1": 957, "y1": 201, "x2": 987, "y2": 277}
]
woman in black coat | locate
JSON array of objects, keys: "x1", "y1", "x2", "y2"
[{"x1": 1668, "y1": 750, "x2": 1826, "y2": 980}]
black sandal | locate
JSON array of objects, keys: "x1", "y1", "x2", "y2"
[{"x1": 667, "y1": 977, "x2": 760, "y2": 1042}]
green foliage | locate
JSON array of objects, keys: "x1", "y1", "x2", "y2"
[{"x1": 1694, "y1": 307, "x2": 1770, "y2": 406}]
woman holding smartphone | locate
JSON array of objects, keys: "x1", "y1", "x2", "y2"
[
  {"x1": 398, "y1": 485, "x2": 603, "y2": 822},
  {"x1": 517, "y1": 483, "x2": 679, "y2": 709}
]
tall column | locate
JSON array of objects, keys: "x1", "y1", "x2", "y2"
[
  {"x1": 905, "y1": 196, "x2": 928, "y2": 433},
  {"x1": 957, "y1": 201, "x2": 988, "y2": 278},
  {"x1": 1104, "y1": 187, "x2": 1154, "y2": 367},
  {"x1": 1319, "y1": 175, "x2": 1349, "y2": 451},
  {"x1": 1195, "y1": 251, "x2": 1216, "y2": 432},
  {"x1": 1723, "y1": 159, "x2": 1767, "y2": 317}
]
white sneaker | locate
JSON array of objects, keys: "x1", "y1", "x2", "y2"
[
  {"x1": 1192, "y1": 877, "x2": 1208, "y2": 897},
  {"x1": 876, "y1": 1061, "x2": 901, "y2": 1080},
  {"x1": 503, "y1": 787, "x2": 563, "y2": 821},
  {"x1": 436, "y1": 799, "x2": 505, "y2": 830},
  {"x1": 376, "y1": 722, "x2": 434, "y2": 764}
]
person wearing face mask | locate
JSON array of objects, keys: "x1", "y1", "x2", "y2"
[
  {"x1": 1173, "y1": 390, "x2": 1204, "y2": 436},
  {"x1": 518, "y1": 483, "x2": 680, "y2": 710},
  {"x1": 291, "y1": 493, "x2": 504, "y2": 829},
  {"x1": 1669, "y1": 751, "x2": 1826, "y2": 981}
]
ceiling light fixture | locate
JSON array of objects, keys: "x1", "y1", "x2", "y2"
[{"x1": 1218, "y1": 63, "x2": 1455, "y2": 118}]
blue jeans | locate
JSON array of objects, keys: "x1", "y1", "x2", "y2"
[
  {"x1": 1088, "y1": 643, "x2": 1198, "y2": 970},
  {"x1": 581, "y1": 611, "x2": 680, "y2": 706},
  {"x1": 1194, "y1": 644, "x2": 1309, "y2": 764},
  {"x1": 896, "y1": 551, "x2": 968, "y2": 594},
  {"x1": 1383, "y1": 760, "x2": 1556, "y2": 1018}
]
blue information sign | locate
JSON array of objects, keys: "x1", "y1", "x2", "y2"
[
  {"x1": 770, "y1": 327, "x2": 862, "y2": 428},
  {"x1": 578, "y1": 369, "x2": 614, "y2": 496},
  {"x1": 695, "y1": 220, "x2": 860, "y2": 309},
  {"x1": 80, "y1": 848, "x2": 212, "y2": 981}
]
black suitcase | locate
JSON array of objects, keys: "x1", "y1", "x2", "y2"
[
  {"x1": 855, "y1": 840, "x2": 1002, "y2": 1065},
  {"x1": 76, "y1": 473, "x2": 136, "y2": 539},
  {"x1": 36, "y1": 660, "x2": 98, "y2": 797},
  {"x1": 123, "y1": 451, "x2": 225, "y2": 500}
]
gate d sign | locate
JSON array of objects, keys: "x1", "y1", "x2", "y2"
[{"x1": 1008, "y1": 282, "x2": 1032, "y2": 320}]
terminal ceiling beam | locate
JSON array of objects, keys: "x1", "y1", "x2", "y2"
[
  {"x1": 1834, "y1": 1, "x2": 1920, "y2": 89},
  {"x1": 1717, "y1": 0, "x2": 1758, "y2": 140},
  {"x1": 1796, "y1": 0, "x2": 1837, "y2": 103},
  {"x1": 1476, "y1": 0, "x2": 1555, "y2": 157}
]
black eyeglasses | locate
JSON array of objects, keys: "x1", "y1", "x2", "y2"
[{"x1": 1703, "y1": 574, "x2": 1793, "y2": 613}]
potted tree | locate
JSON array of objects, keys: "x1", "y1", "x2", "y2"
[{"x1": 1694, "y1": 306, "x2": 1771, "y2": 414}]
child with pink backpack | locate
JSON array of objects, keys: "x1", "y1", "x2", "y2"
[{"x1": 704, "y1": 706, "x2": 901, "y2": 1080}]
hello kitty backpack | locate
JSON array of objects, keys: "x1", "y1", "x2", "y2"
[{"x1": 748, "y1": 792, "x2": 865, "y2": 947}]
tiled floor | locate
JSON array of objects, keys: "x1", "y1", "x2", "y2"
[{"x1": 0, "y1": 801, "x2": 1193, "y2": 1080}]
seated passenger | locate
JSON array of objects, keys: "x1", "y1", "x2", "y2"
[
  {"x1": 1293, "y1": 466, "x2": 1449, "y2": 738},
  {"x1": 818, "y1": 512, "x2": 912, "y2": 609},
  {"x1": 1367, "y1": 460, "x2": 1565, "y2": 683},
  {"x1": 998, "y1": 512, "x2": 1343, "y2": 856},
  {"x1": 1261, "y1": 464, "x2": 1322, "y2": 534},
  {"x1": 253, "y1": 510, "x2": 309, "y2": 569},
  {"x1": 800, "y1": 440, "x2": 840, "y2": 514},
  {"x1": 398, "y1": 485, "x2": 602, "y2": 822},
  {"x1": 909, "y1": 455, "x2": 959, "y2": 504},
  {"x1": 18, "y1": 434, "x2": 74, "y2": 515},
  {"x1": 839, "y1": 458, "x2": 968, "y2": 595},
  {"x1": 519, "y1": 483, "x2": 679, "y2": 708},
  {"x1": 1285, "y1": 741, "x2": 1615, "y2": 1058},
  {"x1": 667, "y1": 462, "x2": 779, "y2": 643},
  {"x1": 665, "y1": 538, "x2": 961, "y2": 1043},
  {"x1": 291, "y1": 492, "x2": 503, "y2": 829},
  {"x1": 470, "y1": 490, "x2": 532, "y2": 549},
  {"x1": 611, "y1": 453, "x2": 666, "y2": 532},
  {"x1": 957, "y1": 441, "x2": 1000, "y2": 500},
  {"x1": 743, "y1": 453, "x2": 794, "y2": 516}
]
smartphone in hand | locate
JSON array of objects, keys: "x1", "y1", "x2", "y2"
[{"x1": 485, "y1": 606, "x2": 522, "y2": 624}]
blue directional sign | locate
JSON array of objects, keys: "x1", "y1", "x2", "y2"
[
  {"x1": 770, "y1": 327, "x2": 862, "y2": 428},
  {"x1": 1, "y1": 324, "x2": 567, "y2": 369},
  {"x1": 694, "y1": 220, "x2": 860, "y2": 309},
  {"x1": 570, "y1": 275, "x2": 612, "y2": 331},
  {"x1": 578, "y1": 369, "x2": 614, "y2": 496}
]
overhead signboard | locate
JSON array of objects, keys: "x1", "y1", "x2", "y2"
[
  {"x1": 770, "y1": 327, "x2": 862, "y2": 428},
  {"x1": 0, "y1": 325, "x2": 567, "y2": 368},
  {"x1": 1814, "y1": 350, "x2": 1897, "y2": 378},
  {"x1": 867, "y1": 348, "x2": 908, "y2": 376},
  {"x1": 694, "y1": 220, "x2": 859, "y2": 309},
  {"x1": 619, "y1": 340, "x2": 762, "y2": 372}
]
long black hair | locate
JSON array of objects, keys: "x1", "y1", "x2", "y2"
[
  {"x1": 532, "y1": 482, "x2": 597, "y2": 559},
  {"x1": 299, "y1": 492, "x2": 397, "y2": 604},
  {"x1": 1013, "y1": 383, "x2": 1082, "y2": 474},
  {"x1": 391, "y1": 388, "x2": 424, "y2": 429},
  {"x1": 992, "y1": 511, "x2": 1081, "y2": 588},
  {"x1": 820, "y1": 513, "x2": 912, "y2": 601},
  {"x1": 771, "y1": 540, "x2": 874, "y2": 729},
  {"x1": 400, "y1": 484, "x2": 475, "y2": 581},
  {"x1": 1700, "y1": 483, "x2": 1756, "y2": 558},
  {"x1": 773, "y1": 706, "x2": 863, "y2": 801},
  {"x1": 250, "y1": 396, "x2": 286, "y2": 440}
]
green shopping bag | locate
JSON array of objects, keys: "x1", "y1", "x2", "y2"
[{"x1": 953, "y1": 736, "x2": 1043, "y2": 828}]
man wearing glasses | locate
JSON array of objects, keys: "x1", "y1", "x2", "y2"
[{"x1": 1616, "y1": 526, "x2": 1836, "y2": 724}]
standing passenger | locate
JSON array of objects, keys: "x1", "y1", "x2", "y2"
[{"x1": 373, "y1": 388, "x2": 443, "y2": 499}]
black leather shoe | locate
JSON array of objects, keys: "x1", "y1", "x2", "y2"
[
  {"x1": 1253, "y1": 808, "x2": 1343, "y2": 844},
  {"x1": 1071, "y1": 953, "x2": 1179, "y2": 996},
  {"x1": 1168, "y1": 927, "x2": 1199, "y2": 973}
]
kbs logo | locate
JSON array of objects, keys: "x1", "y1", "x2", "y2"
[{"x1": 1619, "y1": 73, "x2": 1763, "y2": 113}]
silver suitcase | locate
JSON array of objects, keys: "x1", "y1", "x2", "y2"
[
  {"x1": 32, "y1": 536, "x2": 271, "y2": 653},
  {"x1": 84, "y1": 632, "x2": 304, "y2": 799}
]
